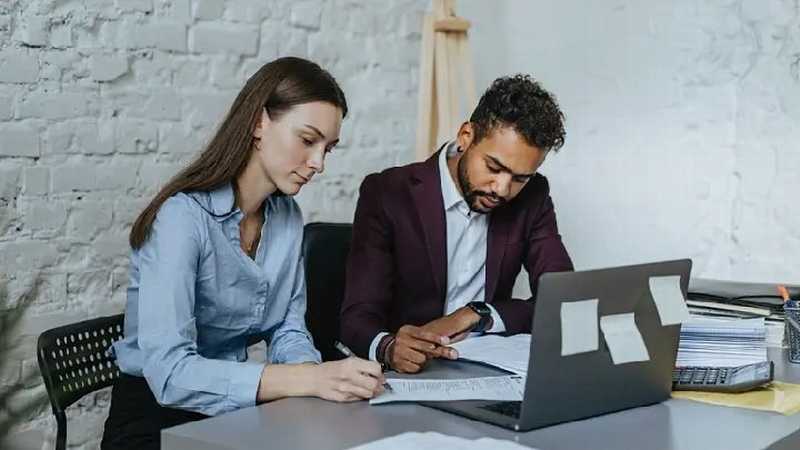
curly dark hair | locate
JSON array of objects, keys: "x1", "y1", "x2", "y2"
[{"x1": 469, "y1": 74, "x2": 565, "y2": 152}]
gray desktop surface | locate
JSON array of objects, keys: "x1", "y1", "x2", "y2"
[{"x1": 163, "y1": 347, "x2": 800, "y2": 450}]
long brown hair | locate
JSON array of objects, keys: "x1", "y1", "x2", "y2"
[{"x1": 130, "y1": 57, "x2": 348, "y2": 249}]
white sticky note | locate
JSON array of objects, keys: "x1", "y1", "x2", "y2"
[
  {"x1": 599, "y1": 313, "x2": 650, "y2": 365},
  {"x1": 560, "y1": 299, "x2": 599, "y2": 356},
  {"x1": 649, "y1": 275, "x2": 690, "y2": 326}
]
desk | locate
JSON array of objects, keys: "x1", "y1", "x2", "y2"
[{"x1": 163, "y1": 348, "x2": 800, "y2": 450}]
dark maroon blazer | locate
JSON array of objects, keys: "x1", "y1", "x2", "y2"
[{"x1": 340, "y1": 150, "x2": 574, "y2": 358}]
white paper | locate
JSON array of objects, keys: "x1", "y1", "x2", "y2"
[
  {"x1": 677, "y1": 316, "x2": 768, "y2": 367},
  {"x1": 599, "y1": 313, "x2": 650, "y2": 364},
  {"x1": 649, "y1": 275, "x2": 690, "y2": 325},
  {"x1": 369, "y1": 375, "x2": 525, "y2": 405},
  {"x1": 347, "y1": 432, "x2": 538, "y2": 450},
  {"x1": 451, "y1": 334, "x2": 531, "y2": 375},
  {"x1": 560, "y1": 299, "x2": 599, "y2": 356}
]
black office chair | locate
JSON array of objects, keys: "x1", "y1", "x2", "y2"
[
  {"x1": 37, "y1": 314, "x2": 125, "y2": 450},
  {"x1": 303, "y1": 222, "x2": 352, "y2": 362}
]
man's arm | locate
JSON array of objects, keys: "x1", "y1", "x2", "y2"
[
  {"x1": 340, "y1": 174, "x2": 396, "y2": 358},
  {"x1": 491, "y1": 178, "x2": 574, "y2": 334}
]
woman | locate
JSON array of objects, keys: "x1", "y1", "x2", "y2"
[{"x1": 102, "y1": 57, "x2": 384, "y2": 450}]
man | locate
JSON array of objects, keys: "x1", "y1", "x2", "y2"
[{"x1": 340, "y1": 75, "x2": 573, "y2": 373}]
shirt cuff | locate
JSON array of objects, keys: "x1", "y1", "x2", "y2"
[
  {"x1": 368, "y1": 332, "x2": 390, "y2": 361},
  {"x1": 228, "y1": 362, "x2": 266, "y2": 410},
  {"x1": 486, "y1": 304, "x2": 506, "y2": 333}
]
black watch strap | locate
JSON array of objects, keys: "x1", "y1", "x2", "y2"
[{"x1": 467, "y1": 301, "x2": 492, "y2": 333}]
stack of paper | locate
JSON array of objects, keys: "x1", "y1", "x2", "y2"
[
  {"x1": 348, "y1": 432, "x2": 538, "y2": 450},
  {"x1": 370, "y1": 375, "x2": 524, "y2": 405},
  {"x1": 676, "y1": 316, "x2": 768, "y2": 367},
  {"x1": 451, "y1": 334, "x2": 531, "y2": 375}
]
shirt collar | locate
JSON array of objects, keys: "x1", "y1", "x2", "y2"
[
  {"x1": 439, "y1": 141, "x2": 466, "y2": 212},
  {"x1": 209, "y1": 182, "x2": 236, "y2": 219}
]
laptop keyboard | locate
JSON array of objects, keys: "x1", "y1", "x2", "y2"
[{"x1": 479, "y1": 401, "x2": 522, "y2": 418}]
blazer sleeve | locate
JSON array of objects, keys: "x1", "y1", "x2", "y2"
[
  {"x1": 340, "y1": 174, "x2": 397, "y2": 358},
  {"x1": 490, "y1": 177, "x2": 574, "y2": 334}
]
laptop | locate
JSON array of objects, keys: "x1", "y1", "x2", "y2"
[{"x1": 422, "y1": 259, "x2": 692, "y2": 431}]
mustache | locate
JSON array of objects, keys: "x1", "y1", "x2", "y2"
[{"x1": 472, "y1": 190, "x2": 505, "y2": 204}]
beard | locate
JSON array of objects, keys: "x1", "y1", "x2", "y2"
[{"x1": 456, "y1": 151, "x2": 504, "y2": 213}]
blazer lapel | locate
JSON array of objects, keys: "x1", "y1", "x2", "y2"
[
  {"x1": 410, "y1": 149, "x2": 447, "y2": 299},
  {"x1": 485, "y1": 206, "x2": 511, "y2": 304}
]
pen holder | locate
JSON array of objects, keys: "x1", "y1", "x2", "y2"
[{"x1": 785, "y1": 303, "x2": 800, "y2": 364}]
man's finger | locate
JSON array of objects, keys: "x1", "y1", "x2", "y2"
[{"x1": 407, "y1": 327, "x2": 450, "y2": 346}]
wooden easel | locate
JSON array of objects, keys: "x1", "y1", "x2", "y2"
[{"x1": 415, "y1": 0, "x2": 478, "y2": 161}]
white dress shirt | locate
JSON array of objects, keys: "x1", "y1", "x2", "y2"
[{"x1": 368, "y1": 142, "x2": 506, "y2": 360}]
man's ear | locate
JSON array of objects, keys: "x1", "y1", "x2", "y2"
[
  {"x1": 456, "y1": 122, "x2": 474, "y2": 152},
  {"x1": 253, "y1": 107, "x2": 270, "y2": 139}
]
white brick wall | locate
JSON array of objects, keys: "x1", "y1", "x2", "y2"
[
  {"x1": 0, "y1": 1, "x2": 426, "y2": 448},
  {"x1": 462, "y1": 0, "x2": 800, "y2": 292}
]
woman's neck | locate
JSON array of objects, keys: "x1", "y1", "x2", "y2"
[{"x1": 235, "y1": 156, "x2": 277, "y2": 216}]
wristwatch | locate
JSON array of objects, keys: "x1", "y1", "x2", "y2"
[{"x1": 466, "y1": 301, "x2": 492, "y2": 333}]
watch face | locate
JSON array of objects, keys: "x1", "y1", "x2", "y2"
[{"x1": 471, "y1": 302, "x2": 491, "y2": 316}]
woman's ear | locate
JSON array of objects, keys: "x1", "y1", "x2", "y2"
[{"x1": 253, "y1": 107, "x2": 271, "y2": 140}]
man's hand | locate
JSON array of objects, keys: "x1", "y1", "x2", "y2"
[
  {"x1": 421, "y1": 306, "x2": 484, "y2": 345},
  {"x1": 388, "y1": 325, "x2": 450, "y2": 373}
]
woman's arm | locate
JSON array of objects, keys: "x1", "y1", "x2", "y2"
[{"x1": 136, "y1": 195, "x2": 265, "y2": 416}]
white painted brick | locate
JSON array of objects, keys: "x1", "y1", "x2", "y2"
[
  {"x1": 0, "y1": 167, "x2": 21, "y2": 199},
  {"x1": 89, "y1": 53, "x2": 130, "y2": 82},
  {"x1": 185, "y1": 91, "x2": 236, "y2": 128},
  {"x1": 20, "y1": 359, "x2": 41, "y2": 388},
  {"x1": 0, "y1": 49, "x2": 39, "y2": 83},
  {"x1": 114, "y1": 119, "x2": 158, "y2": 153},
  {"x1": 117, "y1": 0, "x2": 153, "y2": 13},
  {"x1": 0, "y1": 123, "x2": 40, "y2": 157},
  {"x1": 210, "y1": 56, "x2": 244, "y2": 88},
  {"x1": 39, "y1": 50, "x2": 82, "y2": 82},
  {"x1": 190, "y1": 23, "x2": 259, "y2": 55},
  {"x1": 67, "y1": 199, "x2": 113, "y2": 240},
  {"x1": 173, "y1": 59, "x2": 210, "y2": 86},
  {"x1": 0, "y1": 241, "x2": 60, "y2": 270},
  {"x1": 142, "y1": 89, "x2": 182, "y2": 120},
  {"x1": 138, "y1": 160, "x2": 181, "y2": 190},
  {"x1": 113, "y1": 196, "x2": 149, "y2": 228},
  {"x1": 0, "y1": 94, "x2": 13, "y2": 120},
  {"x1": 21, "y1": 199, "x2": 68, "y2": 233},
  {"x1": 18, "y1": 92, "x2": 95, "y2": 120},
  {"x1": 193, "y1": 0, "x2": 224, "y2": 20},
  {"x1": 159, "y1": 122, "x2": 203, "y2": 154},
  {"x1": 224, "y1": 0, "x2": 271, "y2": 24},
  {"x1": 96, "y1": 160, "x2": 140, "y2": 190},
  {"x1": 49, "y1": 24, "x2": 72, "y2": 48},
  {"x1": 45, "y1": 120, "x2": 113, "y2": 155},
  {"x1": 23, "y1": 167, "x2": 49, "y2": 195},
  {"x1": 51, "y1": 165, "x2": 96, "y2": 192},
  {"x1": 4, "y1": 385, "x2": 49, "y2": 421},
  {"x1": 67, "y1": 270, "x2": 111, "y2": 302},
  {"x1": 124, "y1": 22, "x2": 187, "y2": 52},
  {"x1": 130, "y1": 51, "x2": 175, "y2": 85},
  {"x1": 90, "y1": 232, "x2": 129, "y2": 267},
  {"x1": 0, "y1": 362, "x2": 20, "y2": 387},
  {"x1": 290, "y1": 1, "x2": 323, "y2": 30},
  {"x1": 18, "y1": 15, "x2": 49, "y2": 47},
  {"x1": 0, "y1": 15, "x2": 11, "y2": 41},
  {"x1": 160, "y1": 0, "x2": 192, "y2": 24}
]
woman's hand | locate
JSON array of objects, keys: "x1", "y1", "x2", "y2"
[
  {"x1": 310, "y1": 358, "x2": 385, "y2": 402},
  {"x1": 257, "y1": 358, "x2": 385, "y2": 403}
]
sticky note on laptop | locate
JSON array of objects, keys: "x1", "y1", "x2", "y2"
[
  {"x1": 649, "y1": 275, "x2": 689, "y2": 326},
  {"x1": 560, "y1": 299, "x2": 599, "y2": 356},
  {"x1": 600, "y1": 313, "x2": 650, "y2": 364}
]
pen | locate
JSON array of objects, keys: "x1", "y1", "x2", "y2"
[{"x1": 334, "y1": 341, "x2": 393, "y2": 392}]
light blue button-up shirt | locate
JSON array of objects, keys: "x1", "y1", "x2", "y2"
[{"x1": 113, "y1": 183, "x2": 321, "y2": 417}]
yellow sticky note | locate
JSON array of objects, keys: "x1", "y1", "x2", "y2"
[{"x1": 672, "y1": 381, "x2": 800, "y2": 415}]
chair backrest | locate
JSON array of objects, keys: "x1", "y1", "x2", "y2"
[
  {"x1": 302, "y1": 222, "x2": 352, "y2": 362},
  {"x1": 37, "y1": 314, "x2": 125, "y2": 414}
]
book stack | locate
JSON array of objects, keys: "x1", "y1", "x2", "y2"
[
  {"x1": 687, "y1": 278, "x2": 792, "y2": 348},
  {"x1": 676, "y1": 316, "x2": 768, "y2": 367}
]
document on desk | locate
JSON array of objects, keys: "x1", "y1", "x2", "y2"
[
  {"x1": 649, "y1": 275, "x2": 690, "y2": 326},
  {"x1": 561, "y1": 298, "x2": 599, "y2": 356},
  {"x1": 369, "y1": 375, "x2": 525, "y2": 405},
  {"x1": 450, "y1": 334, "x2": 531, "y2": 375},
  {"x1": 599, "y1": 313, "x2": 650, "y2": 365},
  {"x1": 347, "y1": 431, "x2": 539, "y2": 450}
]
